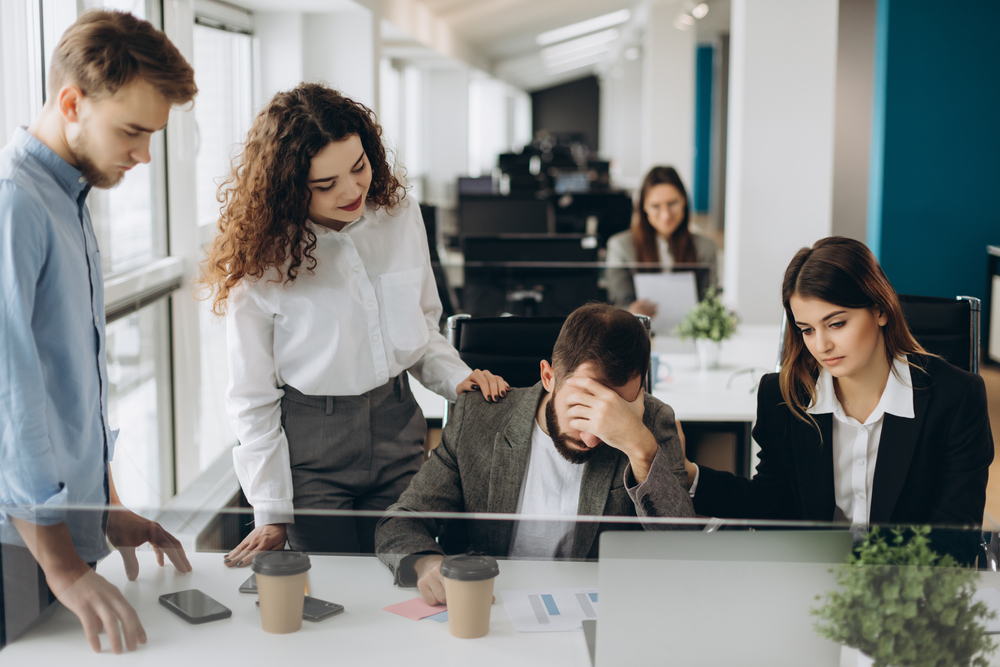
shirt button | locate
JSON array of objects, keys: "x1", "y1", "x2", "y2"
[
  {"x1": 372, "y1": 334, "x2": 379, "y2": 342},
  {"x1": 367, "y1": 300, "x2": 374, "y2": 307},
  {"x1": 856, "y1": 459, "x2": 864, "y2": 467},
  {"x1": 856, "y1": 492, "x2": 865, "y2": 500},
  {"x1": 353, "y1": 266, "x2": 360, "y2": 273},
  {"x1": 378, "y1": 371, "x2": 386, "y2": 378},
  {"x1": 78, "y1": 176, "x2": 86, "y2": 184}
]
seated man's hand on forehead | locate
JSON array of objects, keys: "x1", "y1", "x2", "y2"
[{"x1": 563, "y1": 375, "x2": 648, "y2": 453}]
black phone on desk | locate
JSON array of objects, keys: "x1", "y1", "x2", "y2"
[
  {"x1": 239, "y1": 573, "x2": 257, "y2": 594},
  {"x1": 159, "y1": 590, "x2": 232, "y2": 624},
  {"x1": 255, "y1": 595, "x2": 345, "y2": 622}
]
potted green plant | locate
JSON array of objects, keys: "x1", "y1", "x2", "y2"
[
  {"x1": 675, "y1": 287, "x2": 737, "y2": 370},
  {"x1": 812, "y1": 526, "x2": 996, "y2": 667}
]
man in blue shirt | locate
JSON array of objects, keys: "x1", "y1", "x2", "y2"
[{"x1": 0, "y1": 10, "x2": 197, "y2": 652}]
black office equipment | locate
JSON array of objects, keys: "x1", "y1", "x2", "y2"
[
  {"x1": 458, "y1": 195, "x2": 553, "y2": 236},
  {"x1": 457, "y1": 176, "x2": 495, "y2": 195},
  {"x1": 460, "y1": 234, "x2": 601, "y2": 317}
]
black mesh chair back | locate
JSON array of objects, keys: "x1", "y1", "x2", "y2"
[
  {"x1": 448, "y1": 315, "x2": 566, "y2": 389},
  {"x1": 444, "y1": 313, "x2": 652, "y2": 424},
  {"x1": 898, "y1": 295, "x2": 980, "y2": 373}
]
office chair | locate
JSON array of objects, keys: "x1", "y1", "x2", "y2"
[
  {"x1": 774, "y1": 295, "x2": 981, "y2": 374},
  {"x1": 443, "y1": 313, "x2": 652, "y2": 425}
]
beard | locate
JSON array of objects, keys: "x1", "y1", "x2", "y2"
[
  {"x1": 545, "y1": 394, "x2": 602, "y2": 465},
  {"x1": 68, "y1": 123, "x2": 126, "y2": 189}
]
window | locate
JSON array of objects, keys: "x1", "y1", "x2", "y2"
[
  {"x1": 107, "y1": 300, "x2": 173, "y2": 514},
  {"x1": 0, "y1": 0, "x2": 43, "y2": 143},
  {"x1": 193, "y1": 22, "x2": 253, "y2": 227}
]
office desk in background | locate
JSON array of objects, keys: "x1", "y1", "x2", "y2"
[
  {"x1": 5, "y1": 552, "x2": 595, "y2": 666},
  {"x1": 652, "y1": 324, "x2": 780, "y2": 478}
]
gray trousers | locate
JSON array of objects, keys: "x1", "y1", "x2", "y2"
[{"x1": 281, "y1": 374, "x2": 426, "y2": 554}]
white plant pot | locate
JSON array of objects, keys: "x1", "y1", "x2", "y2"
[
  {"x1": 840, "y1": 646, "x2": 876, "y2": 667},
  {"x1": 695, "y1": 338, "x2": 722, "y2": 371}
]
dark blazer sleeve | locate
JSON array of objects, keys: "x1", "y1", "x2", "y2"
[
  {"x1": 374, "y1": 393, "x2": 469, "y2": 585},
  {"x1": 625, "y1": 397, "x2": 695, "y2": 523},
  {"x1": 692, "y1": 373, "x2": 803, "y2": 520},
  {"x1": 923, "y1": 368, "x2": 994, "y2": 565}
]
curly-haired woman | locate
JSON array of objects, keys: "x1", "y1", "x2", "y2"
[{"x1": 202, "y1": 84, "x2": 507, "y2": 560}]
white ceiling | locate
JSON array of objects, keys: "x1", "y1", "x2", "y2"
[{"x1": 242, "y1": 0, "x2": 730, "y2": 92}]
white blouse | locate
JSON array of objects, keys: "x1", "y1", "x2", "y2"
[
  {"x1": 807, "y1": 356, "x2": 914, "y2": 529},
  {"x1": 225, "y1": 195, "x2": 471, "y2": 526}
]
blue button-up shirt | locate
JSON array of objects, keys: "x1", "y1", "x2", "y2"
[{"x1": 0, "y1": 128, "x2": 115, "y2": 562}]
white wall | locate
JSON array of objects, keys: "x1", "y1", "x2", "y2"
[
  {"x1": 723, "y1": 0, "x2": 839, "y2": 324},
  {"x1": 256, "y1": 8, "x2": 378, "y2": 112},
  {"x1": 641, "y1": 0, "x2": 696, "y2": 187},
  {"x1": 600, "y1": 53, "x2": 644, "y2": 192},
  {"x1": 303, "y1": 9, "x2": 376, "y2": 110},
  {"x1": 422, "y1": 68, "x2": 469, "y2": 207},
  {"x1": 254, "y1": 11, "x2": 303, "y2": 104}
]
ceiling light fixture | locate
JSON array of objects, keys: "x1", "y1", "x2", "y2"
[
  {"x1": 542, "y1": 42, "x2": 613, "y2": 69},
  {"x1": 545, "y1": 51, "x2": 609, "y2": 75},
  {"x1": 540, "y1": 28, "x2": 619, "y2": 61},
  {"x1": 678, "y1": 14, "x2": 695, "y2": 26},
  {"x1": 692, "y1": 3, "x2": 709, "y2": 19},
  {"x1": 536, "y1": 9, "x2": 631, "y2": 46},
  {"x1": 673, "y1": 19, "x2": 690, "y2": 30}
]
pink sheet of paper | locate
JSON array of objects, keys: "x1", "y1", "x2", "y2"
[{"x1": 383, "y1": 597, "x2": 447, "y2": 621}]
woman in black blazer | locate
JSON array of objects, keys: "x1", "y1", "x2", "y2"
[{"x1": 667, "y1": 237, "x2": 993, "y2": 564}]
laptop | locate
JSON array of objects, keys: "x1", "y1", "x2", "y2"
[{"x1": 593, "y1": 530, "x2": 853, "y2": 667}]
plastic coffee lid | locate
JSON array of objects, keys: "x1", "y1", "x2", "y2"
[
  {"x1": 440, "y1": 553, "x2": 500, "y2": 581},
  {"x1": 251, "y1": 551, "x2": 311, "y2": 576}
]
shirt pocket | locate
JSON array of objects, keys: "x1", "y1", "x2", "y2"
[{"x1": 380, "y1": 267, "x2": 430, "y2": 351}]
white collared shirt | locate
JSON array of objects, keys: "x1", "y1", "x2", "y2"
[
  {"x1": 225, "y1": 195, "x2": 471, "y2": 526},
  {"x1": 807, "y1": 355, "x2": 915, "y2": 529},
  {"x1": 508, "y1": 418, "x2": 586, "y2": 559}
]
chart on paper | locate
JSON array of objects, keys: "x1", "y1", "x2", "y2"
[{"x1": 501, "y1": 588, "x2": 599, "y2": 632}]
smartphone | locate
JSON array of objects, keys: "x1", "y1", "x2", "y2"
[
  {"x1": 159, "y1": 590, "x2": 232, "y2": 624},
  {"x1": 255, "y1": 595, "x2": 345, "y2": 622},
  {"x1": 303, "y1": 596, "x2": 345, "y2": 622},
  {"x1": 239, "y1": 573, "x2": 257, "y2": 594}
]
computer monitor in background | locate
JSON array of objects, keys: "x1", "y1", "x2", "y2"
[
  {"x1": 554, "y1": 171, "x2": 591, "y2": 194},
  {"x1": 457, "y1": 176, "x2": 495, "y2": 195},
  {"x1": 460, "y1": 234, "x2": 601, "y2": 317},
  {"x1": 458, "y1": 196, "x2": 553, "y2": 236}
]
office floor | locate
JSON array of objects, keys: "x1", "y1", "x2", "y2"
[{"x1": 982, "y1": 364, "x2": 1000, "y2": 525}]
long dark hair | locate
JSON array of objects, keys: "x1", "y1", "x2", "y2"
[
  {"x1": 779, "y1": 236, "x2": 928, "y2": 425},
  {"x1": 201, "y1": 83, "x2": 402, "y2": 315},
  {"x1": 630, "y1": 166, "x2": 696, "y2": 268}
]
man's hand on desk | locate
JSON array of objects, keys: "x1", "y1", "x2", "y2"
[
  {"x1": 414, "y1": 554, "x2": 447, "y2": 605},
  {"x1": 563, "y1": 377, "x2": 658, "y2": 483},
  {"x1": 224, "y1": 523, "x2": 287, "y2": 568},
  {"x1": 105, "y1": 508, "x2": 192, "y2": 580},
  {"x1": 10, "y1": 517, "x2": 146, "y2": 654}
]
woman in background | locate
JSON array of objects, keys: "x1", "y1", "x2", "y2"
[
  {"x1": 202, "y1": 83, "x2": 506, "y2": 561},
  {"x1": 632, "y1": 236, "x2": 993, "y2": 565},
  {"x1": 605, "y1": 166, "x2": 718, "y2": 317}
]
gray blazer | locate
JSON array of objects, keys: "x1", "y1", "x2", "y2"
[
  {"x1": 605, "y1": 229, "x2": 718, "y2": 306},
  {"x1": 375, "y1": 382, "x2": 694, "y2": 585}
]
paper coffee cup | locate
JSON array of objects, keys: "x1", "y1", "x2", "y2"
[
  {"x1": 441, "y1": 554, "x2": 500, "y2": 639},
  {"x1": 251, "y1": 551, "x2": 311, "y2": 634}
]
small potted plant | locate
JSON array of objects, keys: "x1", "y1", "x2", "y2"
[
  {"x1": 675, "y1": 287, "x2": 737, "y2": 370},
  {"x1": 812, "y1": 526, "x2": 996, "y2": 667}
]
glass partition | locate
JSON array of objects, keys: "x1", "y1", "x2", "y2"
[{"x1": 1, "y1": 504, "x2": 996, "y2": 666}]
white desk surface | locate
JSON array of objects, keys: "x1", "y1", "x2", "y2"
[
  {"x1": 413, "y1": 324, "x2": 781, "y2": 424},
  {"x1": 651, "y1": 324, "x2": 779, "y2": 423},
  {"x1": 5, "y1": 552, "x2": 596, "y2": 666}
]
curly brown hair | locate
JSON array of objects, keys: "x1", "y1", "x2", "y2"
[{"x1": 201, "y1": 83, "x2": 402, "y2": 315}]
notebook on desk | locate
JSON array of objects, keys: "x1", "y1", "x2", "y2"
[{"x1": 593, "y1": 530, "x2": 853, "y2": 667}]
